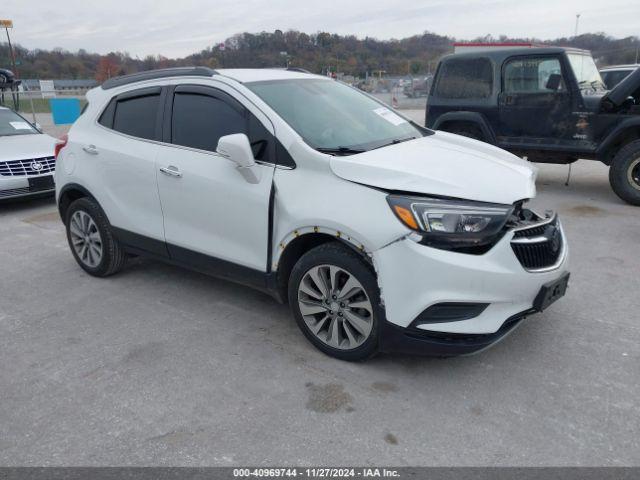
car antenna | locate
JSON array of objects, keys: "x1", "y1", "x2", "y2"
[{"x1": 564, "y1": 163, "x2": 573, "y2": 187}]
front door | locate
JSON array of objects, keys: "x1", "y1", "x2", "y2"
[
  {"x1": 155, "y1": 84, "x2": 276, "y2": 276},
  {"x1": 497, "y1": 55, "x2": 573, "y2": 144}
]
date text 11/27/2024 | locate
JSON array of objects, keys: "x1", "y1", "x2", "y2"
[{"x1": 232, "y1": 468, "x2": 400, "y2": 478}]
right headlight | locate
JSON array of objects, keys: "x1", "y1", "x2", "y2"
[{"x1": 387, "y1": 195, "x2": 514, "y2": 249}]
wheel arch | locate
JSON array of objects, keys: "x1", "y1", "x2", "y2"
[
  {"x1": 57, "y1": 183, "x2": 98, "y2": 221},
  {"x1": 597, "y1": 120, "x2": 640, "y2": 165},
  {"x1": 273, "y1": 228, "x2": 373, "y2": 304},
  {"x1": 432, "y1": 111, "x2": 497, "y2": 144}
]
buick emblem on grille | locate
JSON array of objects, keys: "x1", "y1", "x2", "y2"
[{"x1": 30, "y1": 161, "x2": 44, "y2": 172}]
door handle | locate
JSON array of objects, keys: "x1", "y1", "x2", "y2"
[
  {"x1": 82, "y1": 144, "x2": 99, "y2": 155},
  {"x1": 159, "y1": 165, "x2": 182, "y2": 178}
]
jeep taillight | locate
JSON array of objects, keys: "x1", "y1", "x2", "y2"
[{"x1": 54, "y1": 134, "x2": 68, "y2": 159}]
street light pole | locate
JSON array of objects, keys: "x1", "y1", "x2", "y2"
[
  {"x1": 574, "y1": 14, "x2": 581, "y2": 38},
  {"x1": 2, "y1": 21, "x2": 18, "y2": 78}
]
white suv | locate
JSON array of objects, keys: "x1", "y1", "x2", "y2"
[{"x1": 55, "y1": 67, "x2": 569, "y2": 360}]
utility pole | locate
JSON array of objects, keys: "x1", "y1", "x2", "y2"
[
  {"x1": 1, "y1": 20, "x2": 18, "y2": 77},
  {"x1": 574, "y1": 14, "x2": 581, "y2": 38}
]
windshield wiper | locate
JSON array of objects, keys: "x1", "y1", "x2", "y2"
[
  {"x1": 316, "y1": 146, "x2": 366, "y2": 156},
  {"x1": 316, "y1": 137, "x2": 418, "y2": 155},
  {"x1": 371, "y1": 136, "x2": 417, "y2": 151}
]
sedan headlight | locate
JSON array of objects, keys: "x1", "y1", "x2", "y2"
[{"x1": 387, "y1": 195, "x2": 514, "y2": 249}]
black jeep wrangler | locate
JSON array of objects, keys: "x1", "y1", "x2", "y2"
[{"x1": 425, "y1": 47, "x2": 640, "y2": 205}]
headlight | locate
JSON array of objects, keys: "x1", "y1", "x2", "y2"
[{"x1": 387, "y1": 195, "x2": 513, "y2": 248}]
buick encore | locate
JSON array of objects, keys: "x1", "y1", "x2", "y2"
[{"x1": 55, "y1": 67, "x2": 570, "y2": 360}]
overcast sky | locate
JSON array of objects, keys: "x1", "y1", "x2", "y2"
[{"x1": 4, "y1": 0, "x2": 639, "y2": 58}]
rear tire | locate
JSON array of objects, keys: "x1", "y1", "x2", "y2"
[
  {"x1": 65, "y1": 197, "x2": 127, "y2": 276},
  {"x1": 288, "y1": 242, "x2": 382, "y2": 361},
  {"x1": 609, "y1": 140, "x2": 640, "y2": 206}
]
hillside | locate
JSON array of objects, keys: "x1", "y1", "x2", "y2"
[{"x1": 1, "y1": 30, "x2": 638, "y2": 80}]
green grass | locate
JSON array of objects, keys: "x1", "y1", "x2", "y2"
[{"x1": 1, "y1": 96, "x2": 87, "y2": 114}]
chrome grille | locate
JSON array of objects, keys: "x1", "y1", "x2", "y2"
[
  {"x1": 511, "y1": 216, "x2": 564, "y2": 271},
  {"x1": 0, "y1": 157, "x2": 56, "y2": 177},
  {"x1": 0, "y1": 187, "x2": 31, "y2": 198}
]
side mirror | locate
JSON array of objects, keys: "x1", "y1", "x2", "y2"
[
  {"x1": 216, "y1": 133, "x2": 262, "y2": 184},
  {"x1": 546, "y1": 73, "x2": 562, "y2": 91}
]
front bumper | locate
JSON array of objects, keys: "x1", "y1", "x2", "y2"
[
  {"x1": 0, "y1": 173, "x2": 55, "y2": 200},
  {"x1": 380, "y1": 309, "x2": 532, "y2": 356},
  {"x1": 373, "y1": 224, "x2": 569, "y2": 355}
]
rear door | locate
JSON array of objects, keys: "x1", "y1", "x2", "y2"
[
  {"x1": 79, "y1": 87, "x2": 167, "y2": 254},
  {"x1": 155, "y1": 84, "x2": 276, "y2": 275},
  {"x1": 497, "y1": 55, "x2": 573, "y2": 143}
]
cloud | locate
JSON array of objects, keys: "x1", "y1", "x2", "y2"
[{"x1": 4, "y1": 0, "x2": 638, "y2": 57}]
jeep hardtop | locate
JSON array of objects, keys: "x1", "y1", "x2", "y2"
[{"x1": 425, "y1": 46, "x2": 640, "y2": 205}]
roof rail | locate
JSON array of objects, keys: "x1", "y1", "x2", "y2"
[
  {"x1": 101, "y1": 66, "x2": 218, "y2": 90},
  {"x1": 286, "y1": 67, "x2": 311, "y2": 74}
]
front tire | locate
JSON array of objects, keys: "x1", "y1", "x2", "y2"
[
  {"x1": 288, "y1": 242, "x2": 382, "y2": 361},
  {"x1": 609, "y1": 140, "x2": 640, "y2": 206},
  {"x1": 65, "y1": 197, "x2": 127, "y2": 276}
]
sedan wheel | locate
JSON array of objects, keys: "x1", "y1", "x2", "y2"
[{"x1": 297, "y1": 264, "x2": 374, "y2": 350}]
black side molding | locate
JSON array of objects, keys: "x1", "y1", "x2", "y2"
[
  {"x1": 110, "y1": 226, "x2": 277, "y2": 299},
  {"x1": 102, "y1": 67, "x2": 218, "y2": 90}
]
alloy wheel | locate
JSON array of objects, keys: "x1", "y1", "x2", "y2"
[
  {"x1": 297, "y1": 264, "x2": 374, "y2": 350},
  {"x1": 69, "y1": 210, "x2": 103, "y2": 268}
]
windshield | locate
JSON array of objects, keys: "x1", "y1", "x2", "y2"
[
  {"x1": 567, "y1": 53, "x2": 606, "y2": 90},
  {"x1": 0, "y1": 109, "x2": 38, "y2": 137},
  {"x1": 247, "y1": 78, "x2": 428, "y2": 153},
  {"x1": 601, "y1": 69, "x2": 634, "y2": 89}
]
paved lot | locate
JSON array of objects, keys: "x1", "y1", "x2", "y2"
[{"x1": 1, "y1": 114, "x2": 639, "y2": 466}]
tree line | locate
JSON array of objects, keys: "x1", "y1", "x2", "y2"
[{"x1": 1, "y1": 30, "x2": 638, "y2": 81}]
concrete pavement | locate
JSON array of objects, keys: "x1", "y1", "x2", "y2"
[{"x1": 0, "y1": 112, "x2": 638, "y2": 466}]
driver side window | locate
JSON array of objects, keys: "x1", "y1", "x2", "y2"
[
  {"x1": 503, "y1": 57, "x2": 565, "y2": 93},
  {"x1": 171, "y1": 92, "x2": 246, "y2": 153},
  {"x1": 170, "y1": 89, "x2": 276, "y2": 164}
]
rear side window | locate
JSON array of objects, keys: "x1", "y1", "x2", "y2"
[
  {"x1": 171, "y1": 93, "x2": 246, "y2": 152},
  {"x1": 98, "y1": 99, "x2": 116, "y2": 127},
  {"x1": 434, "y1": 58, "x2": 493, "y2": 99},
  {"x1": 112, "y1": 94, "x2": 160, "y2": 140}
]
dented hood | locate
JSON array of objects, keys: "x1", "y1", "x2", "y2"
[{"x1": 329, "y1": 131, "x2": 537, "y2": 205}]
